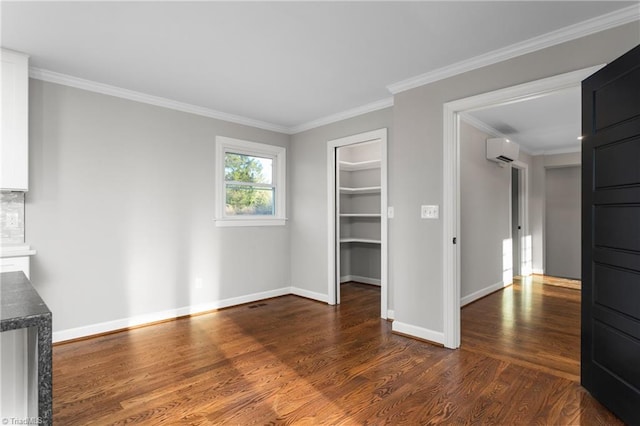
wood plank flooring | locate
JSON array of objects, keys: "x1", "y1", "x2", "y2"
[
  {"x1": 52, "y1": 279, "x2": 620, "y2": 424},
  {"x1": 462, "y1": 275, "x2": 582, "y2": 382}
]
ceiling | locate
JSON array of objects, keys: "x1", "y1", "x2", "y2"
[
  {"x1": 1, "y1": 1, "x2": 638, "y2": 136},
  {"x1": 464, "y1": 86, "x2": 583, "y2": 155}
]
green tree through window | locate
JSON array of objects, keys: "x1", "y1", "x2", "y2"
[{"x1": 224, "y1": 152, "x2": 274, "y2": 215}]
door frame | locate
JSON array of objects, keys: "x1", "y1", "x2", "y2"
[
  {"x1": 510, "y1": 161, "x2": 530, "y2": 279},
  {"x1": 442, "y1": 65, "x2": 604, "y2": 349},
  {"x1": 327, "y1": 128, "x2": 388, "y2": 318}
]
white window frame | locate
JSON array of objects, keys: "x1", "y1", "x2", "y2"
[{"x1": 215, "y1": 136, "x2": 286, "y2": 227}]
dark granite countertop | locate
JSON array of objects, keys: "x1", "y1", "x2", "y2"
[{"x1": 1, "y1": 271, "x2": 51, "y2": 331}]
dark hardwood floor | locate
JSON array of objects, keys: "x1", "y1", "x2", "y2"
[
  {"x1": 462, "y1": 275, "x2": 581, "y2": 382},
  {"x1": 53, "y1": 279, "x2": 620, "y2": 424}
]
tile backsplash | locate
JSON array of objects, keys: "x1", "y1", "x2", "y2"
[{"x1": 1, "y1": 191, "x2": 25, "y2": 245}]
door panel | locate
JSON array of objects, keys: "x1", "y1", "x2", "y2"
[
  {"x1": 592, "y1": 322, "x2": 640, "y2": 388},
  {"x1": 594, "y1": 135, "x2": 640, "y2": 187},
  {"x1": 593, "y1": 264, "x2": 640, "y2": 319},
  {"x1": 594, "y1": 66, "x2": 640, "y2": 130},
  {"x1": 594, "y1": 205, "x2": 640, "y2": 250},
  {"x1": 582, "y1": 43, "x2": 640, "y2": 425}
]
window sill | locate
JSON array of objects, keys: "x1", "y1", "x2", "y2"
[{"x1": 214, "y1": 218, "x2": 287, "y2": 227}]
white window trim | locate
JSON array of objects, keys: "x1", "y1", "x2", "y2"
[{"x1": 215, "y1": 136, "x2": 286, "y2": 227}]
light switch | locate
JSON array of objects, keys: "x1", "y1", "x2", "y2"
[
  {"x1": 421, "y1": 205, "x2": 439, "y2": 219},
  {"x1": 387, "y1": 206, "x2": 394, "y2": 219}
]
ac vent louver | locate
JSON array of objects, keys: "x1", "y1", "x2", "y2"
[{"x1": 486, "y1": 138, "x2": 519, "y2": 166}]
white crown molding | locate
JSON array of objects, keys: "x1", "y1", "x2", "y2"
[
  {"x1": 29, "y1": 67, "x2": 291, "y2": 134},
  {"x1": 387, "y1": 4, "x2": 640, "y2": 94},
  {"x1": 290, "y1": 97, "x2": 394, "y2": 134},
  {"x1": 30, "y1": 66, "x2": 394, "y2": 135},
  {"x1": 530, "y1": 146, "x2": 582, "y2": 156},
  {"x1": 27, "y1": 4, "x2": 638, "y2": 136}
]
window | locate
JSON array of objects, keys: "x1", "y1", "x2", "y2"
[{"x1": 215, "y1": 136, "x2": 286, "y2": 226}]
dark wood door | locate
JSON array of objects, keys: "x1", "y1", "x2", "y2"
[{"x1": 582, "y1": 44, "x2": 640, "y2": 425}]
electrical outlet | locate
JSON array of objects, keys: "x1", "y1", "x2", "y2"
[
  {"x1": 387, "y1": 206, "x2": 394, "y2": 219},
  {"x1": 421, "y1": 205, "x2": 439, "y2": 219}
]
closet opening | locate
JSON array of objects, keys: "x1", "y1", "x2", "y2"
[{"x1": 327, "y1": 129, "x2": 388, "y2": 318}]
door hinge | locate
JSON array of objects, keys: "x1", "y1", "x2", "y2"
[{"x1": 453, "y1": 237, "x2": 457, "y2": 244}]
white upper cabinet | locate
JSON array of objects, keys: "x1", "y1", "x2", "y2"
[{"x1": 1, "y1": 48, "x2": 29, "y2": 191}]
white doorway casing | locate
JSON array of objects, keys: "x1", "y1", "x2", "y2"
[
  {"x1": 511, "y1": 161, "x2": 531, "y2": 279},
  {"x1": 442, "y1": 65, "x2": 604, "y2": 349},
  {"x1": 327, "y1": 128, "x2": 388, "y2": 318}
]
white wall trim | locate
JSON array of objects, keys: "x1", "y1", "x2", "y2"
[
  {"x1": 532, "y1": 268, "x2": 545, "y2": 275},
  {"x1": 392, "y1": 321, "x2": 444, "y2": 345},
  {"x1": 52, "y1": 287, "x2": 293, "y2": 343},
  {"x1": 291, "y1": 98, "x2": 393, "y2": 135},
  {"x1": 340, "y1": 275, "x2": 381, "y2": 286},
  {"x1": 460, "y1": 281, "x2": 506, "y2": 307},
  {"x1": 532, "y1": 146, "x2": 582, "y2": 156},
  {"x1": 512, "y1": 160, "x2": 532, "y2": 278},
  {"x1": 387, "y1": 310, "x2": 395, "y2": 320},
  {"x1": 387, "y1": 5, "x2": 639, "y2": 94},
  {"x1": 442, "y1": 65, "x2": 602, "y2": 351},
  {"x1": 29, "y1": 67, "x2": 290, "y2": 134},
  {"x1": 290, "y1": 286, "x2": 329, "y2": 303},
  {"x1": 442, "y1": 102, "x2": 461, "y2": 349}
]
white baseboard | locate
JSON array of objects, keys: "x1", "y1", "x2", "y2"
[
  {"x1": 290, "y1": 286, "x2": 329, "y2": 303},
  {"x1": 391, "y1": 321, "x2": 444, "y2": 345},
  {"x1": 386, "y1": 310, "x2": 395, "y2": 320},
  {"x1": 460, "y1": 281, "x2": 506, "y2": 307},
  {"x1": 532, "y1": 268, "x2": 544, "y2": 275},
  {"x1": 340, "y1": 275, "x2": 381, "y2": 286},
  {"x1": 53, "y1": 287, "x2": 292, "y2": 343}
]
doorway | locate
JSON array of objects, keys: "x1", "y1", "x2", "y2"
[
  {"x1": 327, "y1": 129, "x2": 388, "y2": 318},
  {"x1": 511, "y1": 167, "x2": 521, "y2": 278},
  {"x1": 442, "y1": 65, "x2": 603, "y2": 349},
  {"x1": 510, "y1": 163, "x2": 530, "y2": 279}
]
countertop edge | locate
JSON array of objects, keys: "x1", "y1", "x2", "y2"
[{"x1": 1, "y1": 249, "x2": 37, "y2": 258}]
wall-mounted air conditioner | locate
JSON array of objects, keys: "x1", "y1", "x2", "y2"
[{"x1": 486, "y1": 138, "x2": 519, "y2": 166}]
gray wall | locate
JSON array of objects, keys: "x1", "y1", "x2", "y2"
[
  {"x1": 530, "y1": 151, "x2": 582, "y2": 274},
  {"x1": 27, "y1": 79, "x2": 291, "y2": 335},
  {"x1": 289, "y1": 108, "x2": 393, "y2": 302},
  {"x1": 390, "y1": 22, "x2": 639, "y2": 335},
  {"x1": 460, "y1": 121, "x2": 511, "y2": 301},
  {"x1": 545, "y1": 166, "x2": 581, "y2": 279}
]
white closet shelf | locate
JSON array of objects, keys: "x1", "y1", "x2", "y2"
[
  {"x1": 340, "y1": 238, "x2": 381, "y2": 244},
  {"x1": 339, "y1": 159, "x2": 381, "y2": 171},
  {"x1": 339, "y1": 213, "x2": 381, "y2": 218},
  {"x1": 339, "y1": 186, "x2": 381, "y2": 194}
]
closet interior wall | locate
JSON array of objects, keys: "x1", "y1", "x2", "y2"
[{"x1": 337, "y1": 141, "x2": 382, "y2": 286}]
